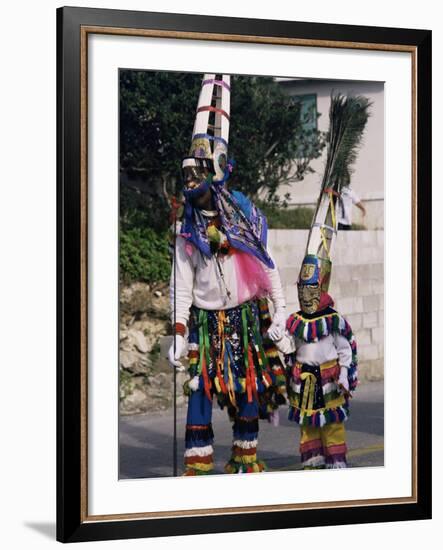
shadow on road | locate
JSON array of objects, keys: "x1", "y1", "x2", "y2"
[{"x1": 119, "y1": 381, "x2": 384, "y2": 479}]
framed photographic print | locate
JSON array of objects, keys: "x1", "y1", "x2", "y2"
[{"x1": 57, "y1": 6, "x2": 432, "y2": 543}]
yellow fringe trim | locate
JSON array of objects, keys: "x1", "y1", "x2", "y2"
[
  {"x1": 232, "y1": 454, "x2": 258, "y2": 464},
  {"x1": 289, "y1": 394, "x2": 346, "y2": 414},
  {"x1": 186, "y1": 462, "x2": 214, "y2": 472},
  {"x1": 292, "y1": 311, "x2": 337, "y2": 323},
  {"x1": 320, "y1": 358, "x2": 339, "y2": 371}
]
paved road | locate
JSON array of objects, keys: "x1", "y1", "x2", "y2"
[{"x1": 119, "y1": 380, "x2": 384, "y2": 479}]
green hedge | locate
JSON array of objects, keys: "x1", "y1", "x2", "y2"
[
  {"x1": 259, "y1": 204, "x2": 315, "y2": 229},
  {"x1": 119, "y1": 206, "x2": 315, "y2": 283},
  {"x1": 119, "y1": 203, "x2": 367, "y2": 283},
  {"x1": 120, "y1": 227, "x2": 170, "y2": 283}
]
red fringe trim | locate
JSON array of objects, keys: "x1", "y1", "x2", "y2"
[
  {"x1": 232, "y1": 446, "x2": 257, "y2": 457},
  {"x1": 185, "y1": 455, "x2": 214, "y2": 465},
  {"x1": 300, "y1": 439, "x2": 323, "y2": 453},
  {"x1": 324, "y1": 443, "x2": 347, "y2": 457}
]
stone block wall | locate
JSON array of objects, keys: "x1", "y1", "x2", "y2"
[{"x1": 268, "y1": 229, "x2": 384, "y2": 381}]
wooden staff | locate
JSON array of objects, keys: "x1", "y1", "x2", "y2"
[{"x1": 171, "y1": 196, "x2": 179, "y2": 477}]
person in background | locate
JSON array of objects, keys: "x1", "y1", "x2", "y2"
[{"x1": 337, "y1": 185, "x2": 366, "y2": 230}]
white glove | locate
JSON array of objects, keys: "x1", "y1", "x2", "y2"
[
  {"x1": 338, "y1": 366, "x2": 350, "y2": 393},
  {"x1": 271, "y1": 333, "x2": 295, "y2": 355},
  {"x1": 267, "y1": 308, "x2": 287, "y2": 342},
  {"x1": 167, "y1": 335, "x2": 186, "y2": 371}
]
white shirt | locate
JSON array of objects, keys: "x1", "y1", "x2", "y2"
[
  {"x1": 276, "y1": 332, "x2": 352, "y2": 368},
  {"x1": 337, "y1": 187, "x2": 360, "y2": 226},
  {"x1": 170, "y1": 235, "x2": 285, "y2": 326}
]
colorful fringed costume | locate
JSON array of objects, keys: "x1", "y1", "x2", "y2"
[
  {"x1": 169, "y1": 73, "x2": 287, "y2": 475},
  {"x1": 270, "y1": 93, "x2": 368, "y2": 469},
  {"x1": 276, "y1": 300, "x2": 358, "y2": 469},
  {"x1": 183, "y1": 299, "x2": 286, "y2": 475},
  {"x1": 281, "y1": 304, "x2": 358, "y2": 468}
]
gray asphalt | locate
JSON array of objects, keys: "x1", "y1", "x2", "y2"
[{"x1": 119, "y1": 380, "x2": 384, "y2": 478}]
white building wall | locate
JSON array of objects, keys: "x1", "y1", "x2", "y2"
[{"x1": 277, "y1": 79, "x2": 385, "y2": 229}]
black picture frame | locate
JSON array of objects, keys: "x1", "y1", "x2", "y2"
[{"x1": 57, "y1": 6, "x2": 432, "y2": 543}]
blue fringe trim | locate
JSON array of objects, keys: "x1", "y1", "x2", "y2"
[
  {"x1": 288, "y1": 404, "x2": 349, "y2": 427},
  {"x1": 185, "y1": 424, "x2": 214, "y2": 448}
]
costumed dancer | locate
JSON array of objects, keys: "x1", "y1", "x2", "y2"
[
  {"x1": 168, "y1": 74, "x2": 287, "y2": 476},
  {"x1": 270, "y1": 94, "x2": 370, "y2": 469}
]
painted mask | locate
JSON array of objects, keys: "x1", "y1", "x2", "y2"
[{"x1": 298, "y1": 283, "x2": 321, "y2": 314}]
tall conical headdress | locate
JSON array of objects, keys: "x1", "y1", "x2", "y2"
[
  {"x1": 298, "y1": 93, "x2": 370, "y2": 312},
  {"x1": 184, "y1": 74, "x2": 231, "y2": 182},
  {"x1": 180, "y1": 74, "x2": 275, "y2": 269}
]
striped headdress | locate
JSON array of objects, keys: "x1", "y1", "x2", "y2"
[{"x1": 185, "y1": 74, "x2": 231, "y2": 183}]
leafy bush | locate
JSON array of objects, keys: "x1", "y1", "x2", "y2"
[{"x1": 120, "y1": 227, "x2": 170, "y2": 283}]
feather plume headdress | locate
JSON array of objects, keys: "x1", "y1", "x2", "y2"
[{"x1": 299, "y1": 93, "x2": 371, "y2": 293}]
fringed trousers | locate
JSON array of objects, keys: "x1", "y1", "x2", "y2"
[
  {"x1": 300, "y1": 422, "x2": 347, "y2": 469},
  {"x1": 184, "y1": 390, "x2": 266, "y2": 475}
]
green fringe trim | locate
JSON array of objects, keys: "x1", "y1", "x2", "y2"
[
  {"x1": 323, "y1": 390, "x2": 342, "y2": 404},
  {"x1": 224, "y1": 459, "x2": 267, "y2": 474},
  {"x1": 286, "y1": 308, "x2": 358, "y2": 392},
  {"x1": 275, "y1": 374, "x2": 287, "y2": 387},
  {"x1": 182, "y1": 468, "x2": 215, "y2": 476}
]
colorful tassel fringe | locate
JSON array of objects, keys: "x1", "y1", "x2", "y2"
[
  {"x1": 286, "y1": 308, "x2": 358, "y2": 392},
  {"x1": 183, "y1": 468, "x2": 214, "y2": 476},
  {"x1": 288, "y1": 403, "x2": 350, "y2": 427},
  {"x1": 224, "y1": 459, "x2": 266, "y2": 474},
  {"x1": 185, "y1": 299, "x2": 286, "y2": 417},
  {"x1": 184, "y1": 425, "x2": 215, "y2": 474},
  {"x1": 185, "y1": 424, "x2": 214, "y2": 446}
]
